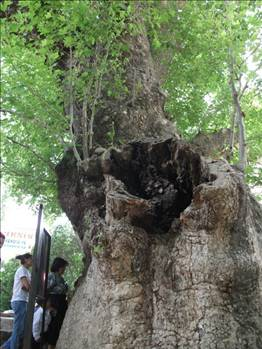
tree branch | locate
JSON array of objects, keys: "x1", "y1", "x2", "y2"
[
  {"x1": 239, "y1": 80, "x2": 248, "y2": 100},
  {"x1": 228, "y1": 104, "x2": 236, "y2": 160},
  {"x1": 228, "y1": 49, "x2": 247, "y2": 171},
  {"x1": 1, "y1": 160, "x2": 56, "y2": 184},
  {"x1": 82, "y1": 88, "x2": 89, "y2": 160},
  {"x1": 4, "y1": 136, "x2": 55, "y2": 171},
  {"x1": 0, "y1": 108, "x2": 13, "y2": 115},
  {"x1": 88, "y1": 43, "x2": 110, "y2": 151},
  {"x1": 239, "y1": 60, "x2": 262, "y2": 100},
  {"x1": 238, "y1": 42, "x2": 261, "y2": 70},
  {"x1": 69, "y1": 47, "x2": 82, "y2": 165},
  {"x1": 1, "y1": 109, "x2": 67, "y2": 146},
  {"x1": 9, "y1": 61, "x2": 62, "y2": 119}
]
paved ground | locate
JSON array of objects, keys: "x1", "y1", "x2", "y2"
[{"x1": 0, "y1": 313, "x2": 13, "y2": 345}]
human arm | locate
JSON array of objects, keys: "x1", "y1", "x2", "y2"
[
  {"x1": 47, "y1": 273, "x2": 56, "y2": 292},
  {"x1": 21, "y1": 276, "x2": 30, "y2": 291},
  {"x1": 17, "y1": 267, "x2": 31, "y2": 291}
]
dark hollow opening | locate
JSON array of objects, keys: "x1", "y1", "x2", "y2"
[{"x1": 106, "y1": 139, "x2": 210, "y2": 233}]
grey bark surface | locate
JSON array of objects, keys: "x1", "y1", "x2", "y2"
[
  {"x1": 56, "y1": 140, "x2": 262, "y2": 349},
  {"x1": 55, "y1": 25, "x2": 262, "y2": 349},
  {"x1": 191, "y1": 128, "x2": 232, "y2": 159}
]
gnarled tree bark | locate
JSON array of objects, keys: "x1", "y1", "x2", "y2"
[{"x1": 55, "y1": 18, "x2": 262, "y2": 349}]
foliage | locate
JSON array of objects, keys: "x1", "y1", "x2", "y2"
[
  {"x1": 0, "y1": 259, "x2": 19, "y2": 311},
  {"x1": 1, "y1": 49, "x2": 65, "y2": 214},
  {"x1": 147, "y1": 0, "x2": 262, "y2": 174},
  {"x1": 1, "y1": 0, "x2": 133, "y2": 212},
  {"x1": 1, "y1": 0, "x2": 261, "y2": 211}
]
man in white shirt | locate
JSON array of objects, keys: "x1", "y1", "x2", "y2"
[
  {"x1": 2, "y1": 253, "x2": 32, "y2": 349},
  {"x1": 11, "y1": 264, "x2": 31, "y2": 303}
]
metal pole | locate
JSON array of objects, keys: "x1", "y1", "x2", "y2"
[{"x1": 23, "y1": 204, "x2": 43, "y2": 349}]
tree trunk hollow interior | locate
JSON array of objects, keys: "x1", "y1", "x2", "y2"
[{"x1": 103, "y1": 138, "x2": 211, "y2": 234}]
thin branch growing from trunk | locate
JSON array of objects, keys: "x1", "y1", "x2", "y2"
[
  {"x1": 88, "y1": 43, "x2": 110, "y2": 151},
  {"x1": 239, "y1": 80, "x2": 248, "y2": 100},
  {"x1": 237, "y1": 42, "x2": 261, "y2": 71},
  {"x1": 88, "y1": 72, "x2": 101, "y2": 152},
  {"x1": 82, "y1": 88, "x2": 89, "y2": 160},
  {"x1": 239, "y1": 60, "x2": 262, "y2": 100},
  {"x1": 228, "y1": 104, "x2": 236, "y2": 160},
  {"x1": 229, "y1": 49, "x2": 247, "y2": 171},
  {"x1": 69, "y1": 47, "x2": 82, "y2": 165}
]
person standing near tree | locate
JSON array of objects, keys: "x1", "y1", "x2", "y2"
[
  {"x1": 1, "y1": 253, "x2": 33, "y2": 349},
  {"x1": 46, "y1": 257, "x2": 69, "y2": 349}
]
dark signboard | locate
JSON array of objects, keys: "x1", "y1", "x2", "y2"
[{"x1": 23, "y1": 205, "x2": 51, "y2": 349}]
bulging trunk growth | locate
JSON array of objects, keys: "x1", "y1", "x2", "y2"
[
  {"x1": 56, "y1": 137, "x2": 262, "y2": 349},
  {"x1": 55, "y1": 21, "x2": 262, "y2": 349}
]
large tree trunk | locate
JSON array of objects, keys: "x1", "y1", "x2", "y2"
[{"x1": 55, "y1": 23, "x2": 262, "y2": 349}]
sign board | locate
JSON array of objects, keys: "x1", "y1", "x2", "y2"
[
  {"x1": 1, "y1": 231, "x2": 35, "y2": 262},
  {"x1": 3, "y1": 231, "x2": 34, "y2": 249},
  {"x1": 23, "y1": 205, "x2": 51, "y2": 349}
]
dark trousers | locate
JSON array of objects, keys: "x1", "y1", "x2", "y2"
[
  {"x1": 31, "y1": 336, "x2": 40, "y2": 349},
  {"x1": 46, "y1": 294, "x2": 68, "y2": 346},
  {"x1": 31, "y1": 333, "x2": 48, "y2": 349}
]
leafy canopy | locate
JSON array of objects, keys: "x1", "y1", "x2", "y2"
[
  {"x1": 1, "y1": 0, "x2": 131, "y2": 213},
  {"x1": 1, "y1": 0, "x2": 261, "y2": 212}
]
